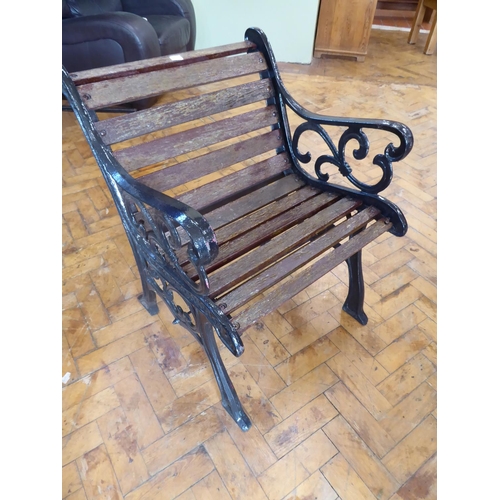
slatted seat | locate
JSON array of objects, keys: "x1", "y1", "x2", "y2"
[{"x1": 63, "y1": 27, "x2": 413, "y2": 431}]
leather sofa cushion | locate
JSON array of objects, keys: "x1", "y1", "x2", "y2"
[
  {"x1": 62, "y1": 0, "x2": 72, "y2": 18},
  {"x1": 146, "y1": 15, "x2": 190, "y2": 55},
  {"x1": 67, "y1": 0, "x2": 123, "y2": 17}
]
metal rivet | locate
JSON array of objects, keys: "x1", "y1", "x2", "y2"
[
  {"x1": 259, "y1": 58, "x2": 263, "y2": 63},
  {"x1": 100, "y1": 130, "x2": 106, "y2": 137},
  {"x1": 233, "y1": 322, "x2": 240, "y2": 330},
  {"x1": 82, "y1": 93, "x2": 91, "y2": 100},
  {"x1": 272, "y1": 112, "x2": 277, "y2": 117},
  {"x1": 219, "y1": 303, "x2": 227, "y2": 310}
]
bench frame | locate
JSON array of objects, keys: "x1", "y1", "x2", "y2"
[{"x1": 63, "y1": 28, "x2": 413, "y2": 431}]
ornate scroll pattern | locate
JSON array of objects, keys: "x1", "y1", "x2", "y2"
[
  {"x1": 120, "y1": 191, "x2": 245, "y2": 357},
  {"x1": 292, "y1": 121, "x2": 396, "y2": 194},
  {"x1": 245, "y1": 27, "x2": 413, "y2": 200},
  {"x1": 122, "y1": 193, "x2": 211, "y2": 296},
  {"x1": 245, "y1": 27, "x2": 413, "y2": 236}
]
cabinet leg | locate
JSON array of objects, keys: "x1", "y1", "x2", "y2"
[
  {"x1": 408, "y1": 0, "x2": 426, "y2": 44},
  {"x1": 424, "y1": 13, "x2": 437, "y2": 55}
]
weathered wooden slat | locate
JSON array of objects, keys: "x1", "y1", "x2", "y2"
[
  {"x1": 175, "y1": 183, "x2": 322, "y2": 266},
  {"x1": 205, "y1": 175, "x2": 304, "y2": 231},
  {"x1": 79, "y1": 52, "x2": 267, "y2": 109},
  {"x1": 184, "y1": 192, "x2": 336, "y2": 277},
  {"x1": 177, "y1": 153, "x2": 290, "y2": 212},
  {"x1": 213, "y1": 184, "x2": 328, "y2": 244},
  {"x1": 217, "y1": 206, "x2": 381, "y2": 313},
  {"x1": 139, "y1": 130, "x2": 283, "y2": 193},
  {"x1": 70, "y1": 41, "x2": 256, "y2": 85},
  {"x1": 208, "y1": 197, "x2": 363, "y2": 297},
  {"x1": 96, "y1": 79, "x2": 274, "y2": 145},
  {"x1": 115, "y1": 106, "x2": 278, "y2": 171},
  {"x1": 231, "y1": 217, "x2": 391, "y2": 331}
]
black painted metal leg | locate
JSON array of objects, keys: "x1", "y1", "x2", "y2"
[
  {"x1": 132, "y1": 246, "x2": 159, "y2": 316},
  {"x1": 343, "y1": 250, "x2": 368, "y2": 325},
  {"x1": 195, "y1": 310, "x2": 252, "y2": 431}
]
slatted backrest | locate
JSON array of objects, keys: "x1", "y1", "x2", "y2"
[{"x1": 70, "y1": 41, "x2": 290, "y2": 213}]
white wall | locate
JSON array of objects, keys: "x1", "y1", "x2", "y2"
[{"x1": 190, "y1": 0, "x2": 320, "y2": 64}]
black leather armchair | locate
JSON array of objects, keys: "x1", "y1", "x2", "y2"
[{"x1": 62, "y1": 0, "x2": 196, "y2": 108}]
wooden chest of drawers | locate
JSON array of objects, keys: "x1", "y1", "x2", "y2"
[{"x1": 314, "y1": 0, "x2": 378, "y2": 61}]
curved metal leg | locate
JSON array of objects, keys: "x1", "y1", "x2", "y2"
[
  {"x1": 195, "y1": 310, "x2": 252, "y2": 431},
  {"x1": 343, "y1": 250, "x2": 368, "y2": 325},
  {"x1": 138, "y1": 288, "x2": 159, "y2": 316},
  {"x1": 131, "y1": 245, "x2": 159, "y2": 316}
]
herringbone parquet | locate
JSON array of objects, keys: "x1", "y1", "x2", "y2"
[{"x1": 62, "y1": 29, "x2": 437, "y2": 500}]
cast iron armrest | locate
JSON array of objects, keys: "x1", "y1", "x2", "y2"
[
  {"x1": 112, "y1": 177, "x2": 219, "y2": 296},
  {"x1": 281, "y1": 85, "x2": 413, "y2": 236},
  {"x1": 62, "y1": 67, "x2": 218, "y2": 295},
  {"x1": 276, "y1": 80, "x2": 414, "y2": 236},
  {"x1": 280, "y1": 84, "x2": 413, "y2": 193},
  {"x1": 246, "y1": 27, "x2": 413, "y2": 236}
]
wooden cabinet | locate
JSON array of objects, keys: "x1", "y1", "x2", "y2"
[
  {"x1": 376, "y1": 0, "x2": 419, "y2": 17},
  {"x1": 314, "y1": 0, "x2": 378, "y2": 61}
]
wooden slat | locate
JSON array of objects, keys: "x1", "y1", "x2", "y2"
[
  {"x1": 79, "y1": 52, "x2": 268, "y2": 110},
  {"x1": 232, "y1": 218, "x2": 391, "y2": 332},
  {"x1": 96, "y1": 79, "x2": 274, "y2": 145},
  {"x1": 70, "y1": 41, "x2": 256, "y2": 85},
  {"x1": 185, "y1": 192, "x2": 336, "y2": 277},
  {"x1": 175, "y1": 182, "x2": 322, "y2": 265},
  {"x1": 115, "y1": 106, "x2": 278, "y2": 171},
  {"x1": 213, "y1": 184, "x2": 327, "y2": 244},
  {"x1": 206, "y1": 175, "x2": 304, "y2": 231},
  {"x1": 140, "y1": 130, "x2": 283, "y2": 193},
  {"x1": 179, "y1": 175, "x2": 304, "y2": 263},
  {"x1": 208, "y1": 197, "x2": 363, "y2": 297},
  {"x1": 177, "y1": 153, "x2": 290, "y2": 211},
  {"x1": 217, "y1": 206, "x2": 381, "y2": 313}
]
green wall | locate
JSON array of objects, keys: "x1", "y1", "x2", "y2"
[{"x1": 190, "y1": 0, "x2": 321, "y2": 64}]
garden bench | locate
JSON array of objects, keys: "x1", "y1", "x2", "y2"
[{"x1": 62, "y1": 27, "x2": 413, "y2": 431}]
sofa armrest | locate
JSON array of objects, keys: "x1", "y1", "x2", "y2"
[
  {"x1": 62, "y1": 12, "x2": 161, "y2": 69},
  {"x1": 121, "y1": 0, "x2": 196, "y2": 50}
]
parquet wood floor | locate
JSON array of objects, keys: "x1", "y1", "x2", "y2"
[{"x1": 62, "y1": 29, "x2": 437, "y2": 500}]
